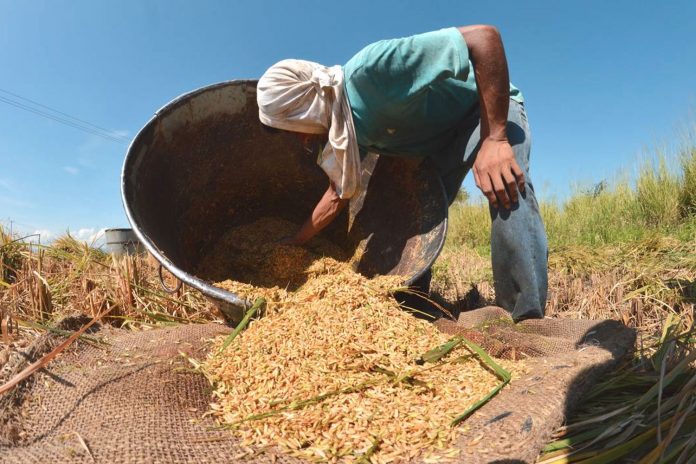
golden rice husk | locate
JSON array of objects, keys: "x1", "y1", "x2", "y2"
[{"x1": 203, "y1": 218, "x2": 521, "y2": 462}]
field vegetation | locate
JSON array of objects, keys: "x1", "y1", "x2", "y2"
[
  {"x1": 434, "y1": 145, "x2": 695, "y2": 331},
  {"x1": 432, "y1": 139, "x2": 695, "y2": 462},
  {"x1": 0, "y1": 137, "x2": 694, "y2": 462}
]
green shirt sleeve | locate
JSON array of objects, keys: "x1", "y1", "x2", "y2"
[{"x1": 347, "y1": 27, "x2": 470, "y2": 96}]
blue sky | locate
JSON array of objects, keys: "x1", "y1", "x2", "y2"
[{"x1": 1, "y1": 0, "x2": 695, "y2": 240}]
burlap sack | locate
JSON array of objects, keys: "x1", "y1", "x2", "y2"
[{"x1": 0, "y1": 308, "x2": 634, "y2": 463}]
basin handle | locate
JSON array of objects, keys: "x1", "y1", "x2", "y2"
[{"x1": 158, "y1": 264, "x2": 183, "y2": 294}]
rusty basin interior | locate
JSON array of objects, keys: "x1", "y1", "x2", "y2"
[{"x1": 121, "y1": 80, "x2": 448, "y2": 314}]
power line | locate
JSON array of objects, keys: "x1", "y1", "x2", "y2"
[
  {"x1": 0, "y1": 95, "x2": 127, "y2": 143},
  {"x1": 0, "y1": 88, "x2": 129, "y2": 139},
  {"x1": 0, "y1": 89, "x2": 130, "y2": 144},
  {"x1": 0, "y1": 93, "x2": 129, "y2": 143}
]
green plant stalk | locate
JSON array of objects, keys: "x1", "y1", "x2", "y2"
[
  {"x1": 355, "y1": 437, "x2": 382, "y2": 464},
  {"x1": 417, "y1": 335, "x2": 464, "y2": 364},
  {"x1": 228, "y1": 377, "x2": 385, "y2": 427},
  {"x1": 217, "y1": 298, "x2": 266, "y2": 355},
  {"x1": 656, "y1": 435, "x2": 695, "y2": 463},
  {"x1": 450, "y1": 338, "x2": 512, "y2": 426},
  {"x1": 228, "y1": 367, "x2": 425, "y2": 428},
  {"x1": 542, "y1": 427, "x2": 612, "y2": 453},
  {"x1": 581, "y1": 370, "x2": 639, "y2": 402},
  {"x1": 651, "y1": 313, "x2": 679, "y2": 371},
  {"x1": 634, "y1": 351, "x2": 696, "y2": 410},
  {"x1": 553, "y1": 405, "x2": 633, "y2": 439},
  {"x1": 543, "y1": 371, "x2": 694, "y2": 457},
  {"x1": 572, "y1": 414, "x2": 696, "y2": 464},
  {"x1": 647, "y1": 372, "x2": 696, "y2": 422},
  {"x1": 371, "y1": 365, "x2": 428, "y2": 387}
]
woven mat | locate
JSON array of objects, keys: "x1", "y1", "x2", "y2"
[{"x1": 0, "y1": 308, "x2": 635, "y2": 463}]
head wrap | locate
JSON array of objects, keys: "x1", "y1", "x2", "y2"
[{"x1": 257, "y1": 59, "x2": 360, "y2": 199}]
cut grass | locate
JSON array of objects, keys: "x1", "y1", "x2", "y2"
[{"x1": 537, "y1": 322, "x2": 695, "y2": 463}]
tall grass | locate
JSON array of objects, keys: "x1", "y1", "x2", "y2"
[
  {"x1": 1, "y1": 225, "x2": 25, "y2": 286},
  {"x1": 679, "y1": 146, "x2": 696, "y2": 217},
  {"x1": 446, "y1": 145, "x2": 696, "y2": 251}
]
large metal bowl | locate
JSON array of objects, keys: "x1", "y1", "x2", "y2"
[{"x1": 121, "y1": 80, "x2": 448, "y2": 317}]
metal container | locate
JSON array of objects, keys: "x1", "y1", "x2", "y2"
[
  {"x1": 104, "y1": 228, "x2": 144, "y2": 256},
  {"x1": 121, "y1": 80, "x2": 448, "y2": 318}
]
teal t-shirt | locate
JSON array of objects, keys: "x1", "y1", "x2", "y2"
[{"x1": 343, "y1": 28, "x2": 522, "y2": 160}]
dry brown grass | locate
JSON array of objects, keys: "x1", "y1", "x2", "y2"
[
  {"x1": 432, "y1": 235, "x2": 695, "y2": 337},
  {"x1": 0, "y1": 232, "x2": 219, "y2": 381}
]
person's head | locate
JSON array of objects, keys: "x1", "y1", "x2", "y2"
[
  {"x1": 256, "y1": 59, "x2": 361, "y2": 199},
  {"x1": 260, "y1": 123, "x2": 328, "y2": 155},
  {"x1": 257, "y1": 59, "x2": 332, "y2": 134}
]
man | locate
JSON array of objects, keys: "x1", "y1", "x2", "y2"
[{"x1": 257, "y1": 26, "x2": 548, "y2": 322}]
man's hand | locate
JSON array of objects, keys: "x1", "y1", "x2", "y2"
[
  {"x1": 473, "y1": 138, "x2": 525, "y2": 209},
  {"x1": 458, "y1": 25, "x2": 523, "y2": 210},
  {"x1": 291, "y1": 183, "x2": 349, "y2": 245}
]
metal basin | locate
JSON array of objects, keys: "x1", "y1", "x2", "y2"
[{"x1": 121, "y1": 80, "x2": 448, "y2": 315}]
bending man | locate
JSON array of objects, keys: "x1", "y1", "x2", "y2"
[{"x1": 256, "y1": 26, "x2": 548, "y2": 322}]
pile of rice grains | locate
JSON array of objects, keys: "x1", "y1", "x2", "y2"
[{"x1": 202, "y1": 218, "x2": 515, "y2": 463}]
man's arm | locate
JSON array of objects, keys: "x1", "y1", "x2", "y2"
[
  {"x1": 284, "y1": 183, "x2": 349, "y2": 245},
  {"x1": 458, "y1": 25, "x2": 525, "y2": 209}
]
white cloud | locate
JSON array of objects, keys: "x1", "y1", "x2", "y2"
[
  {"x1": 63, "y1": 166, "x2": 79, "y2": 175},
  {"x1": 31, "y1": 229, "x2": 56, "y2": 243},
  {"x1": 26, "y1": 227, "x2": 107, "y2": 246},
  {"x1": 75, "y1": 227, "x2": 106, "y2": 246}
]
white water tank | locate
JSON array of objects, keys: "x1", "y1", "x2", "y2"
[{"x1": 104, "y1": 228, "x2": 144, "y2": 256}]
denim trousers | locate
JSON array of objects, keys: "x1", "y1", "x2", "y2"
[{"x1": 411, "y1": 99, "x2": 548, "y2": 322}]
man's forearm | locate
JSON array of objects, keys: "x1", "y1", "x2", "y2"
[
  {"x1": 458, "y1": 25, "x2": 510, "y2": 141},
  {"x1": 458, "y1": 25, "x2": 524, "y2": 210},
  {"x1": 293, "y1": 184, "x2": 348, "y2": 244}
]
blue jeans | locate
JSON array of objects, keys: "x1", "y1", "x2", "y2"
[{"x1": 433, "y1": 99, "x2": 548, "y2": 321}]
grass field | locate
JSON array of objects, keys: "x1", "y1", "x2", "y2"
[{"x1": 1, "y1": 140, "x2": 694, "y2": 462}]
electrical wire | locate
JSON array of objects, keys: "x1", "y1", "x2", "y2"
[
  {"x1": 0, "y1": 89, "x2": 129, "y2": 144},
  {"x1": 0, "y1": 88, "x2": 129, "y2": 140},
  {"x1": 0, "y1": 95, "x2": 127, "y2": 143}
]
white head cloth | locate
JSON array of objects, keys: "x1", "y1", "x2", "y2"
[{"x1": 257, "y1": 59, "x2": 360, "y2": 199}]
